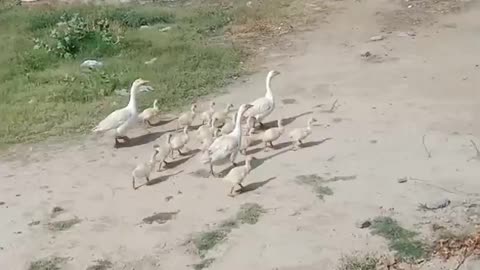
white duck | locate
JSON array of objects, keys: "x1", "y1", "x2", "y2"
[
  {"x1": 200, "y1": 128, "x2": 220, "y2": 153},
  {"x1": 196, "y1": 118, "x2": 217, "y2": 141},
  {"x1": 223, "y1": 156, "x2": 253, "y2": 196},
  {"x1": 261, "y1": 119, "x2": 284, "y2": 150},
  {"x1": 154, "y1": 133, "x2": 173, "y2": 171},
  {"x1": 201, "y1": 101, "x2": 216, "y2": 125},
  {"x1": 138, "y1": 99, "x2": 160, "y2": 126},
  {"x1": 243, "y1": 70, "x2": 280, "y2": 128},
  {"x1": 239, "y1": 127, "x2": 256, "y2": 155},
  {"x1": 205, "y1": 103, "x2": 253, "y2": 177},
  {"x1": 212, "y1": 103, "x2": 234, "y2": 128},
  {"x1": 132, "y1": 149, "x2": 158, "y2": 190},
  {"x1": 289, "y1": 117, "x2": 317, "y2": 150},
  {"x1": 177, "y1": 103, "x2": 197, "y2": 130},
  {"x1": 170, "y1": 126, "x2": 190, "y2": 157},
  {"x1": 92, "y1": 78, "x2": 150, "y2": 147}
]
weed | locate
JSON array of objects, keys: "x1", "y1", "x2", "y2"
[
  {"x1": 192, "y1": 258, "x2": 215, "y2": 270},
  {"x1": 192, "y1": 203, "x2": 266, "y2": 257},
  {"x1": 295, "y1": 174, "x2": 335, "y2": 200},
  {"x1": 0, "y1": 1, "x2": 302, "y2": 146},
  {"x1": 47, "y1": 217, "x2": 81, "y2": 231},
  {"x1": 370, "y1": 217, "x2": 428, "y2": 262},
  {"x1": 86, "y1": 259, "x2": 113, "y2": 270},
  {"x1": 29, "y1": 256, "x2": 68, "y2": 270},
  {"x1": 337, "y1": 253, "x2": 379, "y2": 270}
]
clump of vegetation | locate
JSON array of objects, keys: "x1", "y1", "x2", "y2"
[
  {"x1": 370, "y1": 217, "x2": 429, "y2": 262},
  {"x1": 47, "y1": 217, "x2": 81, "y2": 231},
  {"x1": 192, "y1": 258, "x2": 215, "y2": 270},
  {"x1": 295, "y1": 174, "x2": 334, "y2": 200},
  {"x1": 192, "y1": 203, "x2": 265, "y2": 258},
  {"x1": 29, "y1": 256, "x2": 68, "y2": 270},
  {"x1": 0, "y1": 0, "x2": 303, "y2": 147},
  {"x1": 86, "y1": 259, "x2": 113, "y2": 270},
  {"x1": 337, "y1": 253, "x2": 379, "y2": 270}
]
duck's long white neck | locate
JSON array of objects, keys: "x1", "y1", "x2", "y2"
[
  {"x1": 232, "y1": 108, "x2": 244, "y2": 137},
  {"x1": 265, "y1": 73, "x2": 274, "y2": 100},
  {"x1": 127, "y1": 83, "x2": 139, "y2": 112}
]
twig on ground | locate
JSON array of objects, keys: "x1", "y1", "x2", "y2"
[
  {"x1": 328, "y1": 99, "x2": 339, "y2": 113},
  {"x1": 453, "y1": 247, "x2": 468, "y2": 270},
  {"x1": 422, "y1": 134, "x2": 432, "y2": 158},
  {"x1": 468, "y1": 139, "x2": 480, "y2": 161}
]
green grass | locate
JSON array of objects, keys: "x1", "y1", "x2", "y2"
[
  {"x1": 29, "y1": 256, "x2": 68, "y2": 270},
  {"x1": 295, "y1": 174, "x2": 335, "y2": 200},
  {"x1": 370, "y1": 217, "x2": 429, "y2": 262},
  {"x1": 192, "y1": 203, "x2": 265, "y2": 258},
  {"x1": 0, "y1": 0, "x2": 300, "y2": 146}
]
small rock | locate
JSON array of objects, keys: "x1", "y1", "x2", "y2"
[
  {"x1": 51, "y1": 206, "x2": 64, "y2": 216},
  {"x1": 397, "y1": 177, "x2": 408, "y2": 183},
  {"x1": 370, "y1": 35, "x2": 385, "y2": 41},
  {"x1": 144, "y1": 57, "x2": 157, "y2": 65},
  {"x1": 0, "y1": 201, "x2": 5, "y2": 206},
  {"x1": 420, "y1": 198, "x2": 451, "y2": 210},
  {"x1": 462, "y1": 76, "x2": 468, "y2": 81},
  {"x1": 361, "y1": 51, "x2": 372, "y2": 57},
  {"x1": 165, "y1": 196, "x2": 173, "y2": 202},
  {"x1": 408, "y1": 4, "x2": 413, "y2": 8},
  {"x1": 80, "y1": 60, "x2": 103, "y2": 69},
  {"x1": 28, "y1": 220, "x2": 41, "y2": 226},
  {"x1": 159, "y1": 26, "x2": 172, "y2": 32},
  {"x1": 246, "y1": 1, "x2": 252, "y2": 7},
  {"x1": 140, "y1": 25, "x2": 151, "y2": 30},
  {"x1": 356, "y1": 219, "x2": 372, "y2": 229},
  {"x1": 15, "y1": 194, "x2": 21, "y2": 197}
]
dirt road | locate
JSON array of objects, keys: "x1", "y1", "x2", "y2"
[{"x1": 2, "y1": 0, "x2": 480, "y2": 269}]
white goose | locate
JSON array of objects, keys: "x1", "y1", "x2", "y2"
[
  {"x1": 289, "y1": 117, "x2": 317, "y2": 150},
  {"x1": 243, "y1": 70, "x2": 280, "y2": 128},
  {"x1": 92, "y1": 78, "x2": 150, "y2": 147},
  {"x1": 205, "y1": 103, "x2": 253, "y2": 177},
  {"x1": 201, "y1": 101, "x2": 216, "y2": 125}
]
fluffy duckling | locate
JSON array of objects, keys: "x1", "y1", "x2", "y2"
[
  {"x1": 178, "y1": 103, "x2": 197, "y2": 130},
  {"x1": 132, "y1": 149, "x2": 158, "y2": 190},
  {"x1": 261, "y1": 119, "x2": 284, "y2": 150},
  {"x1": 196, "y1": 119, "x2": 217, "y2": 141},
  {"x1": 223, "y1": 156, "x2": 253, "y2": 196},
  {"x1": 170, "y1": 126, "x2": 190, "y2": 157},
  {"x1": 239, "y1": 128, "x2": 256, "y2": 155},
  {"x1": 212, "y1": 103, "x2": 234, "y2": 128},
  {"x1": 289, "y1": 117, "x2": 317, "y2": 150},
  {"x1": 201, "y1": 101, "x2": 216, "y2": 125},
  {"x1": 138, "y1": 99, "x2": 160, "y2": 126},
  {"x1": 200, "y1": 129, "x2": 220, "y2": 153},
  {"x1": 154, "y1": 133, "x2": 173, "y2": 171},
  {"x1": 220, "y1": 112, "x2": 237, "y2": 135}
]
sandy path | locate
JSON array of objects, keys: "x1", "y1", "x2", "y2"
[{"x1": 2, "y1": 0, "x2": 480, "y2": 269}]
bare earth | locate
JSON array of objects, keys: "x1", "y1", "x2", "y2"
[{"x1": 2, "y1": 0, "x2": 480, "y2": 269}]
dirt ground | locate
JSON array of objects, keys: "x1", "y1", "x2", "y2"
[{"x1": 2, "y1": 0, "x2": 480, "y2": 269}]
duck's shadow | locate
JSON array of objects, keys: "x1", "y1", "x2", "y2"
[
  {"x1": 259, "y1": 111, "x2": 313, "y2": 130},
  {"x1": 116, "y1": 129, "x2": 175, "y2": 149},
  {"x1": 149, "y1": 118, "x2": 176, "y2": 127},
  {"x1": 146, "y1": 170, "x2": 184, "y2": 186},
  {"x1": 239, "y1": 177, "x2": 276, "y2": 194}
]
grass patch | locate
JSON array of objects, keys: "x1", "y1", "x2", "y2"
[
  {"x1": 295, "y1": 174, "x2": 337, "y2": 200},
  {"x1": 0, "y1": 0, "x2": 303, "y2": 147},
  {"x1": 29, "y1": 256, "x2": 68, "y2": 270},
  {"x1": 337, "y1": 253, "x2": 379, "y2": 270},
  {"x1": 192, "y1": 203, "x2": 265, "y2": 258},
  {"x1": 86, "y1": 259, "x2": 113, "y2": 270},
  {"x1": 192, "y1": 258, "x2": 215, "y2": 270},
  {"x1": 47, "y1": 217, "x2": 81, "y2": 231},
  {"x1": 370, "y1": 217, "x2": 428, "y2": 262}
]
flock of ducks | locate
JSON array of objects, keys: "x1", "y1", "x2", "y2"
[{"x1": 92, "y1": 70, "x2": 318, "y2": 196}]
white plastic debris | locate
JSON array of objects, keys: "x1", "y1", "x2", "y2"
[{"x1": 80, "y1": 60, "x2": 103, "y2": 69}]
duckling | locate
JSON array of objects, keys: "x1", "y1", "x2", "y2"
[
  {"x1": 177, "y1": 103, "x2": 197, "y2": 130},
  {"x1": 261, "y1": 119, "x2": 284, "y2": 150},
  {"x1": 138, "y1": 99, "x2": 160, "y2": 126},
  {"x1": 201, "y1": 101, "x2": 216, "y2": 125},
  {"x1": 223, "y1": 156, "x2": 253, "y2": 196},
  {"x1": 196, "y1": 118, "x2": 217, "y2": 141},
  {"x1": 212, "y1": 103, "x2": 234, "y2": 128},
  {"x1": 154, "y1": 133, "x2": 173, "y2": 171},
  {"x1": 170, "y1": 126, "x2": 190, "y2": 157},
  {"x1": 200, "y1": 129, "x2": 220, "y2": 153},
  {"x1": 289, "y1": 117, "x2": 317, "y2": 150},
  {"x1": 132, "y1": 149, "x2": 158, "y2": 190},
  {"x1": 220, "y1": 112, "x2": 237, "y2": 135},
  {"x1": 239, "y1": 128, "x2": 256, "y2": 155}
]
